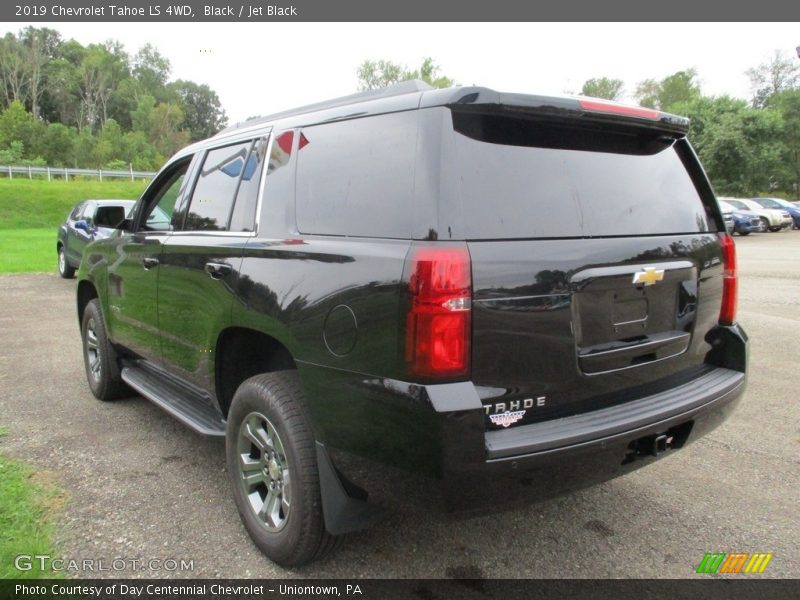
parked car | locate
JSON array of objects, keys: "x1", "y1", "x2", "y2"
[
  {"x1": 75, "y1": 83, "x2": 747, "y2": 566},
  {"x1": 750, "y1": 197, "x2": 800, "y2": 229},
  {"x1": 718, "y1": 197, "x2": 791, "y2": 232},
  {"x1": 718, "y1": 200, "x2": 764, "y2": 235},
  {"x1": 722, "y1": 212, "x2": 734, "y2": 233},
  {"x1": 57, "y1": 200, "x2": 135, "y2": 278}
]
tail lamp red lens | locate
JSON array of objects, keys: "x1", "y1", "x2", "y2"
[
  {"x1": 719, "y1": 233, "x2": 737, "y2": 326},
  {"x1": 405, "y1": 247, "x2": 471, "y2": 379},
  {"x1": 578, "y1": 98, "x2": 661, "y2": 120}
]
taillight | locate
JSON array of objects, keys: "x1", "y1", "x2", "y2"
[
  {"x1": 719, "y1": 233, "x2": 737, "y2": 326},
  {"x1": 578, "y1": 98, "x2": 661, "y2": 120},
  {"x1": 405, "y1": 246, "x2": 471, "y2": 379}
]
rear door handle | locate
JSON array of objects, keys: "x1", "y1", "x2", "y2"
[
  {"x1": 142, "y1": 257, "x2": 159, "y2": 270},
  {"x1": 205, "y1": 262, "x2": 232, "y2": 279}
]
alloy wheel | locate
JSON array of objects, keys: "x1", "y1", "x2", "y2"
[
  {"x1": 85, "y1": 318, "x2": 101, "y2": 382},
  {"x1": 236, "y1": 412, "x2": 291, "y2": 531}
]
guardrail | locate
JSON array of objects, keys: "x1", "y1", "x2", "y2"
[{"x1": 0, "y1": 165, "x2": 156, "y2": 181}]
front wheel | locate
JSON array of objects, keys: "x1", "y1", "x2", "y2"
[
  {"x1": 58, "y1": 246, "x2": 75, "y2": 279},
  {"x1": 739, "y1": 231, "x2": 750, "y2": 236},
  {"x1": 226, "y1": 372, "x2": 339, "y2": 566},
  {"x1": 81, "y1": 299, "x2": 127, "y2": 400}
]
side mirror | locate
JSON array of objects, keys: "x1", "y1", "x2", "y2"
[
  {"x1": 74, "y1": 219, "x2": 90, "y2": 232},
  {"x1": 117, "y1": 218, "x2": 133, "y2": 232}
]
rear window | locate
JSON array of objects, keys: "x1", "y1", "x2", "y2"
[{"x1": 450, "y1": 111, "x2": 712, "y2": 239}]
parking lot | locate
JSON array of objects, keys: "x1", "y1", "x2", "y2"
[{"x1": 0, "y1": 231, "x2": 798, "y2": 579}]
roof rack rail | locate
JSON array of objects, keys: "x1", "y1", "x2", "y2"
[{"x1": 217, "y1": 80, "x2": 435, "y2": 136}]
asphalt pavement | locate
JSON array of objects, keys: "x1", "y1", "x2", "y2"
[{"x1": 0, "y1": 231, "x2": 798, "y2": 578}]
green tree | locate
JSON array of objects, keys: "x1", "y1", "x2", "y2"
[
  {"x1": 149, "y1": 102, "x2": 188, "y2": 157},
  {"x1": 580, "y1": 77, "x2": 624, "y2": 101},
  {"x1": 0, "y1": 33, "x2": 26, "y2": 106},
  {"x1": 130, "y1": 94, "x2": 156, "y2": 132},
  {"x1": 167, "y1": 79, "x2": 228, "y2": 141},
  {"x1": 770, "y1": 90, "x2": 800, "y2": 195},
  {"x1": 746, "y1": 50, "x2": 800, "y2": 108},
  {"x1": 40, "y1": 38, "x2": 84, "y2": 127},
  {"x1": 20, "y1": 27, "x2": 61, "y2": 119},
  {"x1": 122, "y1": 130, "x2": 161, "y2": 170},
  {"x1": 93, "y1": 118, "x2": 125, "y2": 165},
  {"x1": 0, "y1": 100, "x2": 44, "y2": 158},
  {"x1": 133, "y1": 43, "x2": 171, "y2": 99},
  {"x1": 357, "y1": 57, "x2": 454, "y2": 91},
  {"x1": 72, "y1": 127, "x2": 96, "y2": 167},
  {"x1": 674, "y1": 96, "x2": 783, "y2": 195},
  {"x1": 78, "y1": 44, "x2": 114, "y2": 131},
  {"x1": 635, "y1": 69, "x2": 701, "y2": 111},
  {"x1": 40, "y1": 122, "x2": 76, "y2": 166}
]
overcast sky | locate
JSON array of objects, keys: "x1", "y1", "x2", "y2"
[{"x1": 3, "y1": 22, "x2": 799, "y2": 123}]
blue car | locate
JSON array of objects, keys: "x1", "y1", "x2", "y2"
[
  {"x1": 752, "y1": 197, "x2": 800, "y2": 229},
  {"x1": 718, "y1": 200, "x2": 763, "y2": 236},
  {"x1": 57, "y1": 199, "x2": 135, "y2": 278}
]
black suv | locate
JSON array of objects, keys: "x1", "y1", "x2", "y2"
[{"x1": 76, "y1": 82, "x2": 747, "y2": 566}]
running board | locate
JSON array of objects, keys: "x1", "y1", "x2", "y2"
[{"x1": 121, "y1": 366, "x2": 226, "y2": 436}]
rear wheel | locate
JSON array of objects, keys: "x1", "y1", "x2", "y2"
[
  {"x1": 58, "y1": 246, "x2": 75, "y2": 279},
  {"x1": 81, "y1": 299, "x2": 127, "y2": 400},
  {"x1": 226, "y1": 372, "x2": 339, "y2": 566}
]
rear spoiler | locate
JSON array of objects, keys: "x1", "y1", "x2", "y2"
[{"x1": 420, "y1": 87, "x2": 690, "y2": 135}]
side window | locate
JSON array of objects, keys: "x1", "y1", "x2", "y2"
[
  {"x1": 295, "y1": 112, "x2": 417, "y2": 238},
  {"x1": 69, "y1": 203, "x2": 84, "y2": 220},
  {"x1": 140, "y1": 160, "x2": 192, "y2": 232},
  {"x1": 81, "y1": 203, "x2": 96, "y2": 224},
  {"x1": 229, "y1": 137, "x2": 268, "y2": 232},
  {"x1": 185, "y1": 141, "x2": 252, "y2": 231}
]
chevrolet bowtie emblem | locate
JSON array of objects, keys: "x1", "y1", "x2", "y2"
[{"x1": 632, "y1": 267, "x2": 665, "y2": 286}]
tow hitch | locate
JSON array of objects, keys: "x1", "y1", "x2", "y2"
[{"x1": 623, "y1": 421, "x2": 694, "y2": 464}]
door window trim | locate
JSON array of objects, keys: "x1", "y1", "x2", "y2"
[{"x1": 176, "y1": 134, "x2": 272, "y2": 238}]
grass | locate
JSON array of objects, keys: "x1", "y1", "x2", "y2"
[
  {"x1": 0, "y1": 178, "x2": 148, "y2": 274},
  {"x1": 0, "y1": 229, "x2": 57, "y2": 274},
  {"x1": 0, "y1": 178, "x2": 147, "y2": 230},
  {"x1": 0, "y1": 428, "x2": 65, "y2": 579}
]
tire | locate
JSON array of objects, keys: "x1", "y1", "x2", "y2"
[
  {"x1": 58, "y1": 245, "x2": 75, "y2": 279},
  {"x1": 769, "y1": 227, "x2": 781, "y2": 232},
  {"x1": 226, "y1": 372, "x2": 339, "y2": 566},
  {"x1": 739, "y1": 231, "x2": 750, "y2": 236},
  {"x1": 760, "y1": 218, "x2": 770, "y2": 233},
  {"x1": 81, "y1": 299, "x2": 127, "y2": 401}
]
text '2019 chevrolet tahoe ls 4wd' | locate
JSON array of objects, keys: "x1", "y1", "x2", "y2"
[{"x1": 76, "y1": 82, "x2": 747, "y2": 566}]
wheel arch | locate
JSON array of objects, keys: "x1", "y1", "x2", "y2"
[
  {"x1": 77, "y1": 280, "x2": 98, "y2": 324},
  {"x1": 215, "y1": 327, "x2": 298, "y2": 419}
]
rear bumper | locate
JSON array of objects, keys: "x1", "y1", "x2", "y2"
[
  {"x1": 309, "y1": 324, "x2": 747, "y2": 519},
  {"x1": 484, "y1": 366, "x2": 743, "y2": 461}
]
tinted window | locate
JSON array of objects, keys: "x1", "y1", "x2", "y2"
[
  {"x1": 141, "y1": 160, "x2": 192, "y2": 232},
  {"x1": 185, "y1": 141, "x2": 252, "y2": 231},
  {"x1": 229, "y1": 137, "x2": 268, "y2": 232},
  {"x1": 723, "y1": 200, "x2": 749, "y2": 211},
  {"x1": 450, "y1": 112, "x2": 712, "y2": 239},
  {"x1": 296, "y1": 111, "x2": 417, "y2": 238},
  {"x1": 754, "y1": 198, "x2": 781, "y2": 209}
]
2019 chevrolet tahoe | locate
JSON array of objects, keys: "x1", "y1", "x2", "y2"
[{"x1": 76, "y1": 82, "x2": 748, "y2": 566}]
